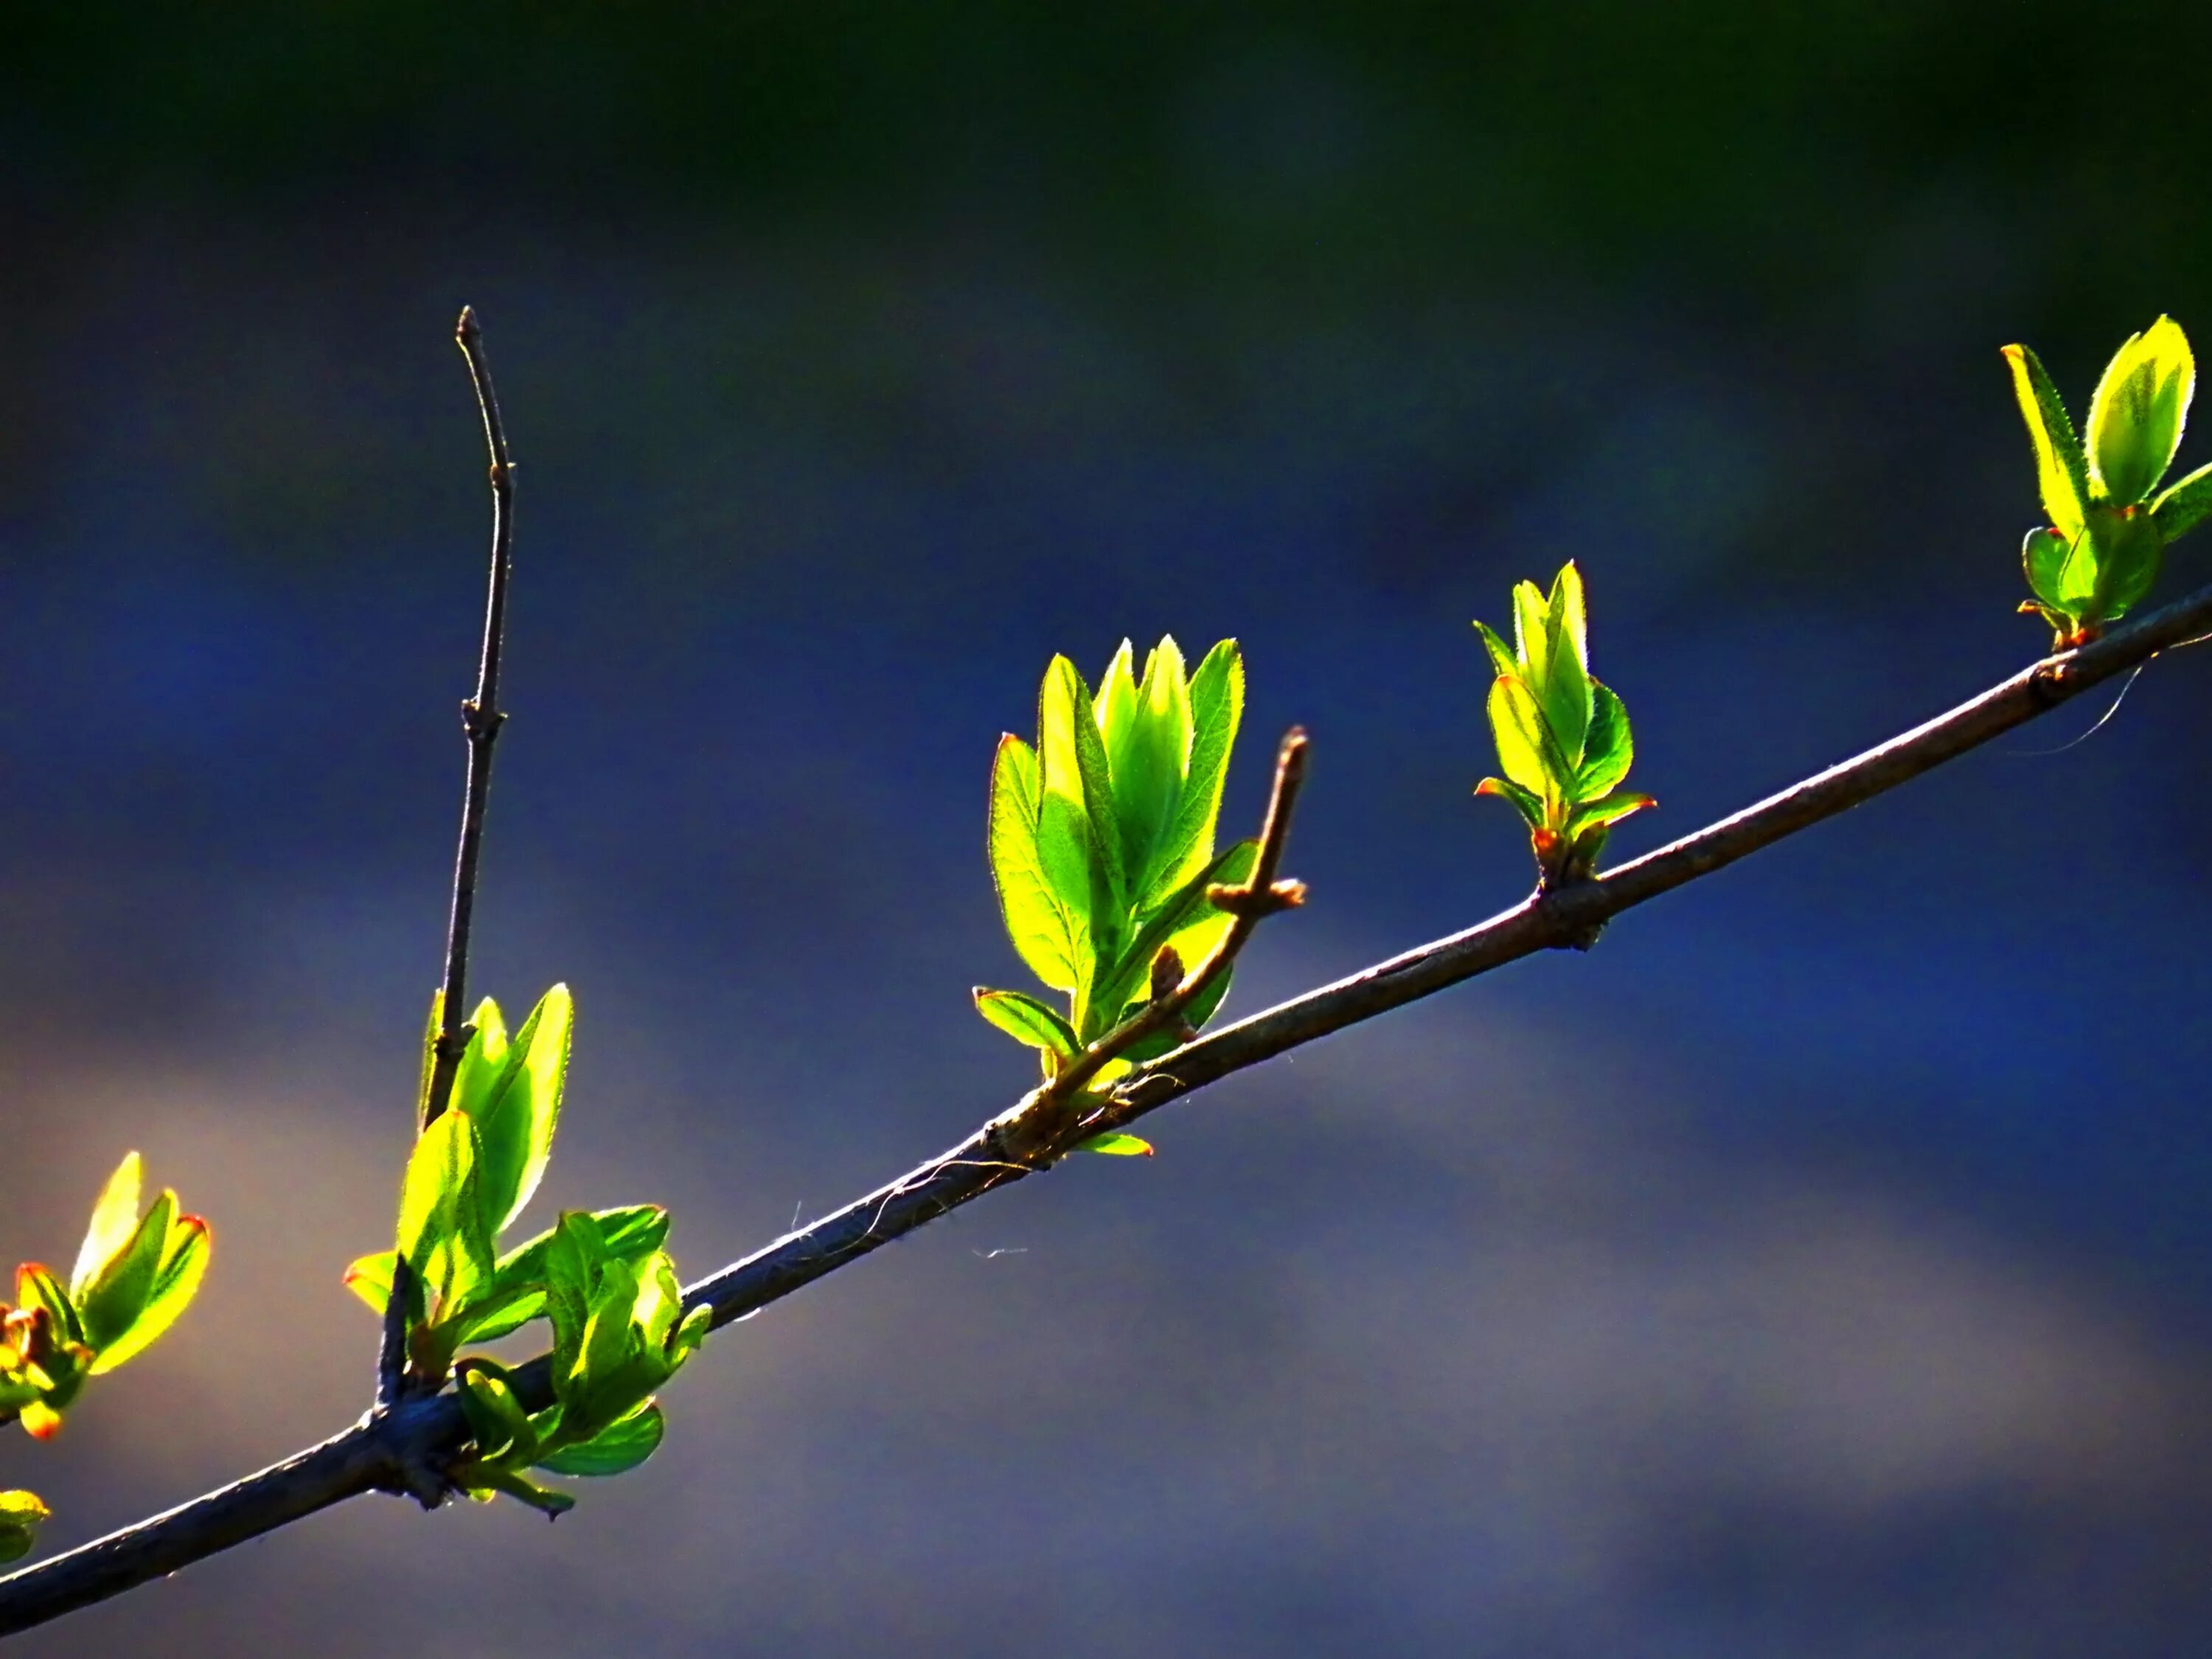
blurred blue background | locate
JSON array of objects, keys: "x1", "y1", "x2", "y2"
[{"x1": 6, "y1": 4, "x2": 2212, "y2": 1653}]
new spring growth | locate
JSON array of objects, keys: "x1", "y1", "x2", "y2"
[
  {"x1": 974, "y1": 636, "x2": 1253, "y2": 1116},
  {"x1": 1474, "y1": 562, "x2": 1654, "y2": 889},
  {"x1": 445, "y1": 1211, "x2": 709, "y2": 1518},
  {"x1": 2005, "y1": 316, "x2": 2212, "y2": 647},
  {"x1": 0, "y1": 1492, "x2": 47, "y2": 1566},
  {"x1": 3, "y1": 1152, "x2": 210, "y2": 1441}
]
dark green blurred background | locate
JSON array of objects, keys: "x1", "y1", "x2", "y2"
[{"x1": 7, "y1": 4, "x2": 2212, "y2": 1654}]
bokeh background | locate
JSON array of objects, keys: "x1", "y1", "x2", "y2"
[{"x1": 7, "y1": 4, "x2": 2212, "y2": 1653}]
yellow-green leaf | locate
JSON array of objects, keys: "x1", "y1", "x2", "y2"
[
  {"x1": 2002, "y1": 342, "x2": 2090, "y2": 540},
  {"x1": 70, "y1": 1152, "x2": 143, "y2": 1302},
  {"x1": 2087, "y1": 315, "x2": 2193, "y2": 505}
]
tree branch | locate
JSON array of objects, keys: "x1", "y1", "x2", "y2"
[
  {"x1": 378, "y1": 307, "x2": 518, "y2": 1411},
  {"x1": 5, "y1": 574, "x2": 2211, "y2": 1636}
]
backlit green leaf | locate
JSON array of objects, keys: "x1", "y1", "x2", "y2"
[
  {"x1": 1107, "y1": 637, "x2": 1191, "y2": 883},
  {"x1": 471, "y1": 984, "x2": 572, "y2": 1237},
  {"x1": 15, "y1": 1265, "x2": 82, "y2": 1349},
  {"x1": 2087, "y1": 315, "x2": 2192, "y2": 505},
  {"x1": 1114, "y1": 967, "x2": 1234, "y2": 1064},
  {"x1": 1475, "y1": 776, "x2": 1547, "y2": 830},
  {"x1": 77, "y1": 1189, "x2": 172, "y2": 1354},
  {"x1": 989, "y1": 734, "x2": 1084, "y2": 992},
  {"x1": 1094, "y1": 839, "x2": 1256, "y2": 1030},
  {"x1": 70, "y1": 1152, "x2": 143, "y2": 1302},
  {"x1": 1575, "y1": 681, "x2": 1633, "y2": 801},
  {"x1": 1566, "y1": 790, "x2": 1656, "y2": 840},
  {"x1": 2003, "y1": 342, "x2": 2090, "y2": 540},
  {"x1": 0, "y1": 1492, "x2": 49, "y2": 1565},
  {"x1": 1472, "y1": 619, "x2": 1519, "y2": 681},
  {"x1": 343, "y1": 1251, "x2": 396, "y2": 1313},
  {"x1": 1074, "y1": 1133, "x2": 1153, "y2": 1156},
  {"x1": 973, "y1": 988, "x2": 1082, "y2": 1058},
  {"x1": 1486, "y1": 675, "x2": 1563, "y2": 808},
  {"x1": 1141, "y1": 639, "x2": 1242, "y2": 912},
  {"x1": 2152, "y1": 459, "x2": 2212, "y2": 543},
  {"x1": 536, "y1": 1401, "x2": 665, "y2": 1476},
  {"x1": 87, "y1": 1209, "x2": 208, "y2": 1375},
  {"x1": 1037, "y1": 656, "x2": 1121, "y2": 945},
  {"x1": 397, "y1": 1109, "x2": 493, "y2": 1319}
]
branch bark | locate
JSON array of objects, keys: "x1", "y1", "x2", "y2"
[
  {"x1": 377, "y1": 307, "x2": 520, "y2": 1413},
  {"x1": 4, "y1": 574, "x2": 2210, "y2": 1635}
]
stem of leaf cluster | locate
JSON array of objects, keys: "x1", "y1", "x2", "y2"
[{"x1": 10, "y1": 500, "x2": 2212, "y2": 1631}]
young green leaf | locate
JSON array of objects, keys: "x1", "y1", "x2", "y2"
[
  {"x1": 86, "y1": 1210, "x2": 208, "y2": 1375},
  {"x1": 2002, "y1": 342, "x2": 2090, "y2": 540},
  {"x1": 1566, "y1": 791, "x2": 1657, "y2": 839},
  {"x1": 973, "y1": 989, "x2": 1082, "y2": 1059},
  {"x1": 2152, "y1": 459, "x2": 2212, "y2": 543},
  {"x1": 989, "y1": 734, "x2": 1085, "y2": 992},
  {"x1": 1141, "y1": 639, "x2": 1243, "y2": 912},
  {"x1": 0, "y1": 1492, "x2": 49, "y2": 1565},
  {"x1": 1472, "y1": 619, "x2": 1518, "y2": 682},
  {"x1": 397, "y1": 1109, "x2": 493, "y2": 1322},
  {"x1": 535, "y1": 1401, "x2": 666, "y2": 1477},
  {"x1": 1093, "y1": 840, "x2": 1256, "y2": 1031},
  {"x1": 1474, "y1": 775, "x2": 1546, "y2": 831},
  {"x1": 1105, "y1": 636, "x2": 1190, "y2": 883},
  {"x1": 1115, "y1": 967, "x2": 1234, "y2": 1064},
  {"x1": 2087, "y1": 315, "x2": 2193, "y2": 505},
  {"x1": 1486, "y1": 675, "x2": 1565, "y2": 807},
  {"x1": 1575, "y1": 682, "x2": 1634, "y2": 801},
  {"x1": 342, "y1": 1251, "x2": 397, "y2": 1313},
  {"x1": 15, "y1": 1265, "x2": 83, "y2": 1349},
  {"x1": 470, "y1": 984, "x2": 573, "y2": 1237},
  {"x1": 76, "y1": 1189, "x2": 173, "y2": 1354},
  {"x1": 1036, "y1": 656, "x2": 1121, "y2": 943},
  {"x1": 456, "y1": 1362, "x2": 538, "y2": 1464},
  {"x1": 1074, "y1": 1133, "x2": 1154, "y2": 1157},
  {"x1": 70, "y1": 1152, "x2": 144, "y2": 1302}
]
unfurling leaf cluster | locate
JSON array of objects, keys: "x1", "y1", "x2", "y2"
[
  {"x1": 1473, "y1": 562, "x2": 1652, "y2": 886},
  {"x1": 975, "y1": 637, "x2": 1250, "y2": 1115},
  {"x1": 4, "y1": 1152, "x2": 209, "y2": 1441},
  {"x1": 2006, "y1": 315, "x2": 2212, "y2": 646},
  {"x1": 447, "y1": 1211, "x2": 709, "y2": 1517},
  {"x1": 345, "y1": 984, "x2": 703, "y2": 1514}
]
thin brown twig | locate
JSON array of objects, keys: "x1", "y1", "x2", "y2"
[
  {"x1": 376, "y1": 307, "x2": 518, "y2": 1412},
  {"x1": 6, "y1": 567, "x2": 2212, "y2": 1635}
]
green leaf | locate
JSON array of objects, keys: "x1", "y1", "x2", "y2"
[
  {"x1": 1511, "y1": 580, "x2": 1553, "y2": 694},
  {"x1": 396, "y1": 1109, "x2": 493, "y2": 1321},
  {"x1": 457, "y1": 1361, "x2": 538, "y2": 1464},
  {"x1": 1537, "y1": 565, "x2": 1593, "y2": 762},
  {"x1": 536, "y1": 1401, "x2": 665, "y2": 1476},
  {"x1": 2152, "y1": 459, "x2": 2212, "y2": 543},
  {"x1": 1472, "y1": 619, "x2": 1519, "y2": 681},
  {"x1": 470, "y1": 984, "x2": 573, "y2": 1237},
  {"x1": 1565, "y1": 790, "x2": 1656, "y2": 840},
  {"x1": 0, "y1": 1492, "x2": 49, "y2": 1565},
  {"x1": 1574, "y1": 681, "x2": 1633, "y2": 801},
  {"x1": 1107, "y1": 637, "x2": 1192, "y2": 884},
  {"x1": 988, "y1": 734, "x2": 1085, "y2": 992},
  {"x1": 1074, "y1": 1132, "x2": 1154, "y2": 1156},
  {"x1": 15, "y1": 1265, "x2": 83, "y2": 1349},
  {"x1": 447, "y1": 998, "x2": 511, "y2": 1123},
  {"x1": 1141, "y1": 640, "x2": 1243, "y2": 912},
  {"x1": 343, "y1": 1251, "x2": 395, "y2": 1313},
  {"x1": 1475, "y1": 776, "x2": 1546, "y2": 831},
  {"x1": 973, "y1": 988, "x2": 1081, "y2": 1059},
  {"x1": 2003, "y1": 343, "x2": 2090, "y2": 540},
  {"x1": 1036, "y1": 655, "x2": 1123, "y2": 950},
  {"x1": 87, "y1": 1209, "x2": 208, "y2": 1375},
  {"x1": 77, "y1": 1189, "x2": 172, "y2": 1354},
  {"x1": 2090, "y1": 504, "x2": 2163, "y2": 621},
  {"x1": 2087, "y1": 315, "x2": 2193, "y2": 505},
  {"x1": 456, "y1": 1204, "x2": 672, "y2": 1344},
  {"x1": 2023, "y1": 526, "x2": 2075, "y2": 612},
  {"x1": 1486, "y1": 675, "x2": 1565, "y2": 811},
  {"x1": 70, "y1": 1152, "x2": 143, "y2": 1301}
]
